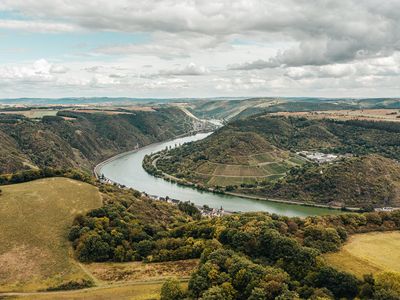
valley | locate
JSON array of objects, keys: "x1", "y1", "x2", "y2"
[
  {"x1": 1, "y1": 98, "x2": 400, "y2": 300},
  {"x1": 0, "y1": 105, "x2": 215, "y2": 174},
  {"x1": 2, "y1": 1, "x2": 400, "y2": 298},
  {"x1": 151, "y1": 114, "x2": 400, "y2": 209}
]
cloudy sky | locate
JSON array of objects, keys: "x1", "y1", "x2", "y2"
[{"x1": 0, "y1": 0, "x2": 399, "y2": 98}]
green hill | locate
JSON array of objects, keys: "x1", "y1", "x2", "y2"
[
  {"x1": 0, "y1": 107, "x2": 191, "y2": 174},
  {"x1": 0, "y1": 177, "x2": 190, "y2": 292},
  {"x1": 153, "y1": 115, "x2": 400, "y2": 208},
  {"x1": 245, "y1": 155, "x2": 400, "y2": 208},
  {"x1": 154, "y1": 129, "x2": 307, "y2": 187}
]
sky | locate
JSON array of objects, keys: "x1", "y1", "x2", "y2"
[{"x1": 0, "y1": 0, "x2": 399, "y2": 98}]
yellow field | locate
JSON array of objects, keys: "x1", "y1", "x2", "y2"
[
  {"x1": 0, "y1": 178, "x2": 103, "y2": 292},
  {"x1": 323, "y1": 231, "x2": 400, "y2": 278},
  {"x1": 10, "y1": 281, "x2": 188, "y2": 300},
  {"x1": 0, "y1": 109, "x2": 59, "y2": 119}
]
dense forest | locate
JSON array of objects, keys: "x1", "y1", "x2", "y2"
[
  {"x1": 69, "y1": 185, "x2": 400, "y2": 299},
  {"x1": 154, "y1": 116, "x2": 400, "y2": 208},
  {"x1": 0, "y1": 107, "x2": 191, "y2": 174},
  {"x1": 228, "y1": 116, "x2": 400, "y2": 159},
  {"x1": 242, "y1": 155, "x2": 400, "y2": 208}
]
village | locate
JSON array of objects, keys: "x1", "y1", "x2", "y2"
[{"x1": 297, "y1": 151, "x2": 352, "y2": 164}]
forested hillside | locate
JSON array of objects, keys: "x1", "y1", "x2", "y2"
[
  {"x1": 0, "y1": 107, "x2": 191, "y2": 174},
  {"x1": 70, "y1": 188, "x2": 400, "y2": 299},
  {"x1": 153, "y1": 115, "x2": 400, "y2": 208},
  {"x1": 244, "y1": 155, "x2": 400, "y2": 208}
]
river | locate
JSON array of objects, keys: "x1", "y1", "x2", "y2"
[{"x1": 99, "y1": 132, "x2": 341, "y2": 217}]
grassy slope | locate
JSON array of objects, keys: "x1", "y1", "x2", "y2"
[
  {"x1": 323, "y1": 231, "x2": 400, "y2": 278},
  {"x1": 86, "y1": 259, "x2": 198, "y2": 283},
  {"x1": 0, "y1": 107, "x2": 191, "y2": 174},
  {"x1": 11, "y1": 281, "x2": 189, "y2": 300},
  {"x1": 0, "y1": 178, "x2": 102, "y2": 292},
  {"x1": 0, "y1": 178, "x2": 198, "y2": 295}
]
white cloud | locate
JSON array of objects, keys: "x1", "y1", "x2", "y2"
[
  {"x1": 159, "y1": 63, "x2": 209, "y2": 76},
  {"x1": 0, "y1": 19, "x2": 78, "y2": 33},
  {"x1": 1, "y1": 1, "x2": 400, "y2": 97},
  {"x1": 2, "y1": 0, "x2": 400, "y2": 67}
]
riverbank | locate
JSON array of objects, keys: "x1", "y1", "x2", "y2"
[
  {"x1": 94, "y1": 130, "x2": 211, "y2": 179},
  {"x1": 97, "y1": 132, "x2": 344, "y2": 217},
  {"x1": 224, "y1": 192, "x2": 360, "y2": 212}
]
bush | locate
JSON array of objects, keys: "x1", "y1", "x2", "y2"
[
  {"x1": 46, "y1": 279, "x2": 94, "y2": 291},
  {"x1": 160, "y1": 278, "x2": 185, "y2": 300}
]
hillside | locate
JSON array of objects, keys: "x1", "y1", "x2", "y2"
[
  {"x1": 69, "y1": 194, "x2": 400, "y2": 300},
  {"x1": 0, "y1": 177, "x2": 191, "y2": 293},
  {"x1": 244, "y1": 155, "x2": 400, "y2": 208},
  {"x1": 187, "y1": 97, "x2": 400, "y2": 120},
  {"x1": 153, "y1": 115, "x2": 400, "y2": 208},
  {"x1": 0, "y1": 178, "x2": 102, "y2": 292},
  {"x1": 154, "y1": 129, "x2": 307, "y2": 187},
  {"x1": 323, "y1": 231, "x2": 400, "y2": 278},
  {"x1": 0, "y1": 107, "x2": 192, "y2": 174}
]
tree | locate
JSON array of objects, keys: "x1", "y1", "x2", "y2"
[
  {"x1": 160, "y1": 278, "x2": 185, "y2": 300},
  {"x1": 374, "y1": 272, "x2": 400, "y2": 300},
  {"x1": 311, "y1": 266, "x2": 359, "y2": 299},
  {"x1": 303, "y1": 225, "x2": 341, "y2": 253},
  {"x1": 200, "y1": 284, "x2": 235, "y2": 300},
  {"x1": 76, "y1": 232, "x2": 111, "y2": 262}
]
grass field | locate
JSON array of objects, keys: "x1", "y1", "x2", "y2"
[
  {"x1": 0, "y1": 109, "x2": 59, "y2": 119},
  {"x1": 9, "y1": 281, "x2": 188, "y2": 300},
  {"x1": 323, "y1": 231, "x2": 400, "y2": 278},
  {"x1": 272, "y1": 109, "x2": 400, "y2": 123},
  {"x1": 86, "y1": 260, "x2": 198, "y2": 283},
  {"x1": 0, "y1": 178, "x2": 103, "y2": 292}
]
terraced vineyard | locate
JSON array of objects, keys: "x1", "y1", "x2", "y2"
[
  {"x1": 192, "y1": 150, "x2": 306, "y2": 186},
  {"x1": 154, "y1": 129, "x2": 307, "y2": 188}
]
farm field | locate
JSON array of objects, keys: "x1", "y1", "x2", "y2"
[
  {"x1": 0, "y1": 178, "x2": 103, "y2": 292},
  {"x1": 271, "y1": 109, "x2": 400, "y2": 122},
  {"x1": 323, "y1": 231, "x2": 400, "y2": 278},
  {"x1": 0, "y1": 109, "x2": 59, "y2": 119},
  {"x1": 193, "y1": 151, "x2": 306, "y2": 187},
  {"x1": 71, "y1": 109, "x2": 134, "y2": 115}
]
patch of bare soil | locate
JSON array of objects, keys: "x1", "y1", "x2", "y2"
[{"x1": 0, "y1": 245, "x2": 49, "y2": 283}]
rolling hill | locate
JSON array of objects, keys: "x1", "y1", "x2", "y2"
[
  {"x1": 153, "y1": 115, "x2": 400, "y2": 208},
  {"x1": 186, "y1": 97, "x2": 400, "y2": 121},
  {"x1": 0, "y1": 177, "x2": 192, "y2": 293},
  {"x1": 0, "y1": 178, "x2": 102, "y2": 292},
  {"x1": 155, "y1": 129, "x2": 307, "y2": 187},
  {"x1": 0, "y1": 107, "x2": 193, "y2": 174}
]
